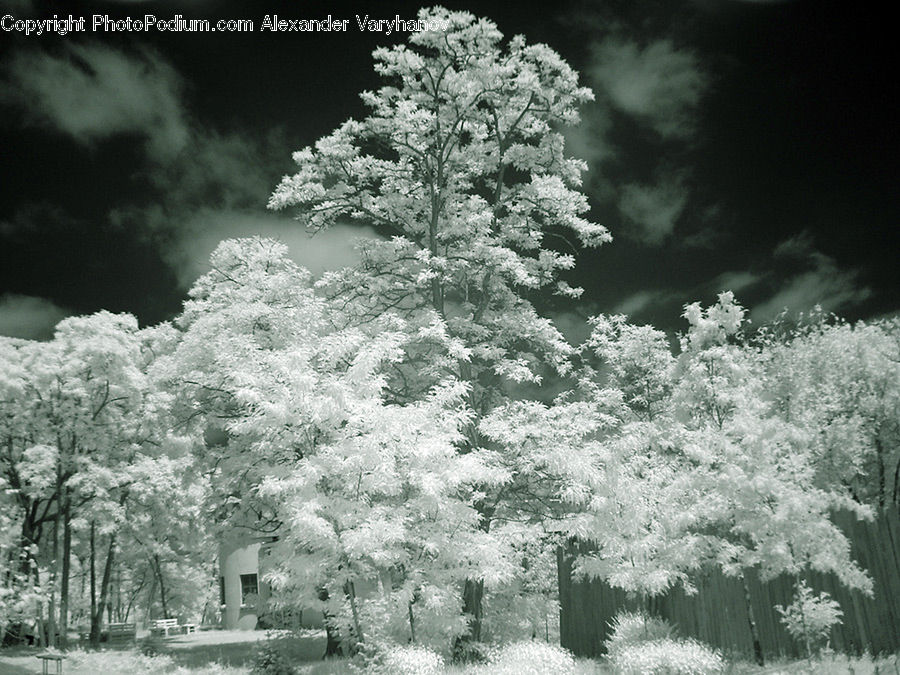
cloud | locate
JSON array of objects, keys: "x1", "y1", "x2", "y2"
[
  {"x1": 3, "y1": 44, "x2": 188, "y2": 160},
  {"x1": 612, "y1": 289, "x2": 677, "y2": 318},
  {"x1": 164, "y1": 210, "x2": 380, "y2": 288},
  {"x1": 573, "y1": 33, "x2": 709, "y2": 249},
  {"x1": 751, "y1": 233, "x2": 872, "y2": 321},
  {"x1": 772, "y1": 230, "x2": 815, "y2": 259},
  {"x1": 618, "y1": 175, "x2": 689, "y2": 244},
  {"x1": 2, "y1": 41, "x2": 369, "y2": 302},
  {"x1": 709, "y1": 270, "x2": 764, "y2": 295},
  {"x1": 0, "y1": 294, "x2": 69, "y2": 340},
  {"x1": 564, "y1": 105, "x2": 616, "y2": 168},
  {"x1": 588, "y1": 38, "x2": 707, "y2": 140},
  {"x1": 551, "y1": 311, "x2": 593, "y2": 346}
]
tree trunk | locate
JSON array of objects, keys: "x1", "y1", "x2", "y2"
[
  {"x1": 344, "y1": 580, "x2": 364, "y2": 653},
  {"x1": 154, "y1": 555, "x2": 170, "y2": 619},
  {"x1": 58, "y1": 493, "x2": 72, "y2": 648},
  {"x1": 90, "y1": 534, "x2": 116, "y2": 646},
  {"x1": 323, "y1": 620, "x2": 342, "y2": 658},
  {"x1": 742, "y1": 572, "x2": 764, "y2": 666},
  {"x1": 89, "y1": 522, "x2": 99, "y2": 645},
  {"x1": 2, "y1": 508, "x2": 42, "y2": 646},
  {"x1": 125, "y1": 569, "x2": 147, "y2": 624},
  {"x1": 408, "y1": 601, "x2": 416, "y2": 644},
  {"x1": 34, "y1": 568, "x2": 46, "y2": 648},
  {"x1": 454, "y1": 496, "x2": 493, "y2": 660},
  {"x1": 115, "y1": 568, "x2": 122, "y2": 622},
  {"x1": 317, "y1": 587, "x2": 342, "y2": 658},
  {"x1": 453, "y1": 578, "x2": 485, "y2": 660},
  {"x1": 47, "y1": 503, "x2": 59, "y2": 649},
  {"x1": 145, "y1": 565, "x2": 158, "y2": 624}
]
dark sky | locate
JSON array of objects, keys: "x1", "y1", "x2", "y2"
[{"x1": 1, "y1": 0, "x2": 897, "y2": 341}]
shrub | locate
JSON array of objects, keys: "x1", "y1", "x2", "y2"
[
  {"x1": 350, "y1": 642, "x2": 444, "y2": 675},
  {"x1": 452, "y1": 640, "x2": 491, "y2": 664},
  {"x1": 605, "y1": 611, "x2": 676, "y2": 657},
  {"x1": 487, "y1": 641, "x2": 577, "y2": 675},
  {"x1": 610, "y1": 637, "x2": 724, "y2": 675},
  {"x1": 250, "y1": 635, "x2": 297, "y2": 675},
  {"x1": 139, "y1": 634, "x2": 165, "y2": 657},
  {"x1": 381, "y1": 645, "x2": 445, "y2": 674},
  {"x1": 65, "y1": 648, "x2": 176, "y2": 674},
  {"x1": 775, "y1": 580, "x2": 843, "y2": 657}
]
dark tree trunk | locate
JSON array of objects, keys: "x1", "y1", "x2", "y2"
[
  {"x1": 453, "y1": 497, "x2": 493, "y2": 660},
  {"x1": 89, "y1": 522, "x2": 99, "y2": 645},
  {"x1": 2, "y1": 512, "x2": 40, "y2": 645},
  {"x1": 323, "y1": 620, "x2": 342, "y2": 658},
  {"x1": 145, "y1": 565, "x2": 158, "y2": 624},
  {"x1": 742, "y1": 573, "x2": 764, "y2": 666},
  {"x1": 90, "y1": 534, "x2": 116, "y2": 646},
  {"x1": 453, "y1": 578, "x2": 485, "y2": 661},
  {"x1": 316, "y1": 587, "x2": 343, "y2": 658},
  {"x1": 58, "y1": 494, "x2": 72, "y2": 648},
  {"x1": 154, "y1": 555, "x2": 170, "y2": 619},
  {"x1": 344, "y1": 580, "x2": 364, "y2": 651},
  {"x1": 47, "y1": 503, "x2": 59, "y2": 648},
  {"x1": 124, "y1": 569, "x2": 146, "y2": 624}
]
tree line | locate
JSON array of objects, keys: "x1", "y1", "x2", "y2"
[{"x1": 2, "y1": 6, "x2": 898, "y2": 660}]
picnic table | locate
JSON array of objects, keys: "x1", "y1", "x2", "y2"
[
  {"x1": 78, "y1": 622, "x2": 136, "y2": 643},
  {"x1": 36, "y1": 651, "x2": 66, "y2": 675},
  {"x1": 108, "y1": 622, "x2": 136, "y2": 641},
  {"x1": 149, "y1": 618, "x2": 180, "y2": 636},
  {"x1": 149, "y1": 618, "x2": 198, "y2": 636}
]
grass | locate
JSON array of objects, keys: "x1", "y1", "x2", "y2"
[
  {"x1": 725, "y1": 651, "x2": 900, "y2": 674},
  {"x1": 1, "y1": 634, "x2": 898, "y2": 674},
  {"x1": 0, "y1": 629, "x2": 333, "y2": 674}
]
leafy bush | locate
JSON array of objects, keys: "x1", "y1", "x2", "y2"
[
  {"x1": 452, "y1": 640, "x2": 491, "y2": 664},
  {"x1": 350, "y1": 642, "x2": 444, "y2": 674},
  {"x1": 610, "y1": 637, "x2": 724, "y2": 675},
  {"x1": 250, "y1": 634, "x2": 297, "y2": 675},
  {"x1": 66, "y1": 648, "x2": 177, "y2": 674},
  {"x1": 775, "y1": 580, "x2": 843, "y2": 656},
  {"x1": 486, "y1": 641, "x2": 577, "y2": 675},
  {"x1": 605, "y1": 611, "x2": 676, "y2": 657},
  {"x1": 381, "y1": 645, "x2": 445, "y2": 674},
  {"x1": 139, "y1": 634, "x2": 165, "y2": 657}
]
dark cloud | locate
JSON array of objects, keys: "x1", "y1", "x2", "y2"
[
  {"x1": 161, "y1": 210, "x2": 380, "y2": 288},
  {"x1": 4, "y1": 44, "x2": 189, "y2": 161},
  {"x1": 750, "y1": 233, "x2": 872, "y2": 321},
  {"x1": 618, "y1": 174, "x2": 690, "y2": 244},
  {"x1": 0, "y1": 294, "x2": 68, "y2": 340},
  {"x1": 3, "y1": 43, "x2": 375, "y2": 297},
  {"x1": 570, "y1": 28, "x2": 709, "y2": 249},
  {"x1": 588, "y1": 37, "x2": 707, "y2": 141}
]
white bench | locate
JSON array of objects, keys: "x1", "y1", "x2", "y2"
[{"x1": 149, "y1": 618, "x2": 179, "y2": 636}]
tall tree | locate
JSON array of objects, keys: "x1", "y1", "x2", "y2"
[
  {"x1": 269, "y1": 7, "x2": 606, "y2": 648},
  {"x1": 671, "y1": 294, "x2": 872, "y2": 664},
  {"x1": 0, "y1": 313, "x2": 180, "y2": 646},
  {"x1": 755, "y1": 313, "x2": 900, "y2": 510},
  {"x1": 164, "y1": 238, "x2": 509, "y2": 655}
]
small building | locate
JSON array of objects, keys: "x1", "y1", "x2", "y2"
[
  {"x1": 218, "y1": 534, "x2": 325, "y2": 631},
  {"x1": 218, "y1": 535, "x2": 274, "y2": 630}
]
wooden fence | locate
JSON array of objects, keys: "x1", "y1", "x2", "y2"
[{"x1": 558, "y1": 509, "x2": 900, "y2": 659}]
